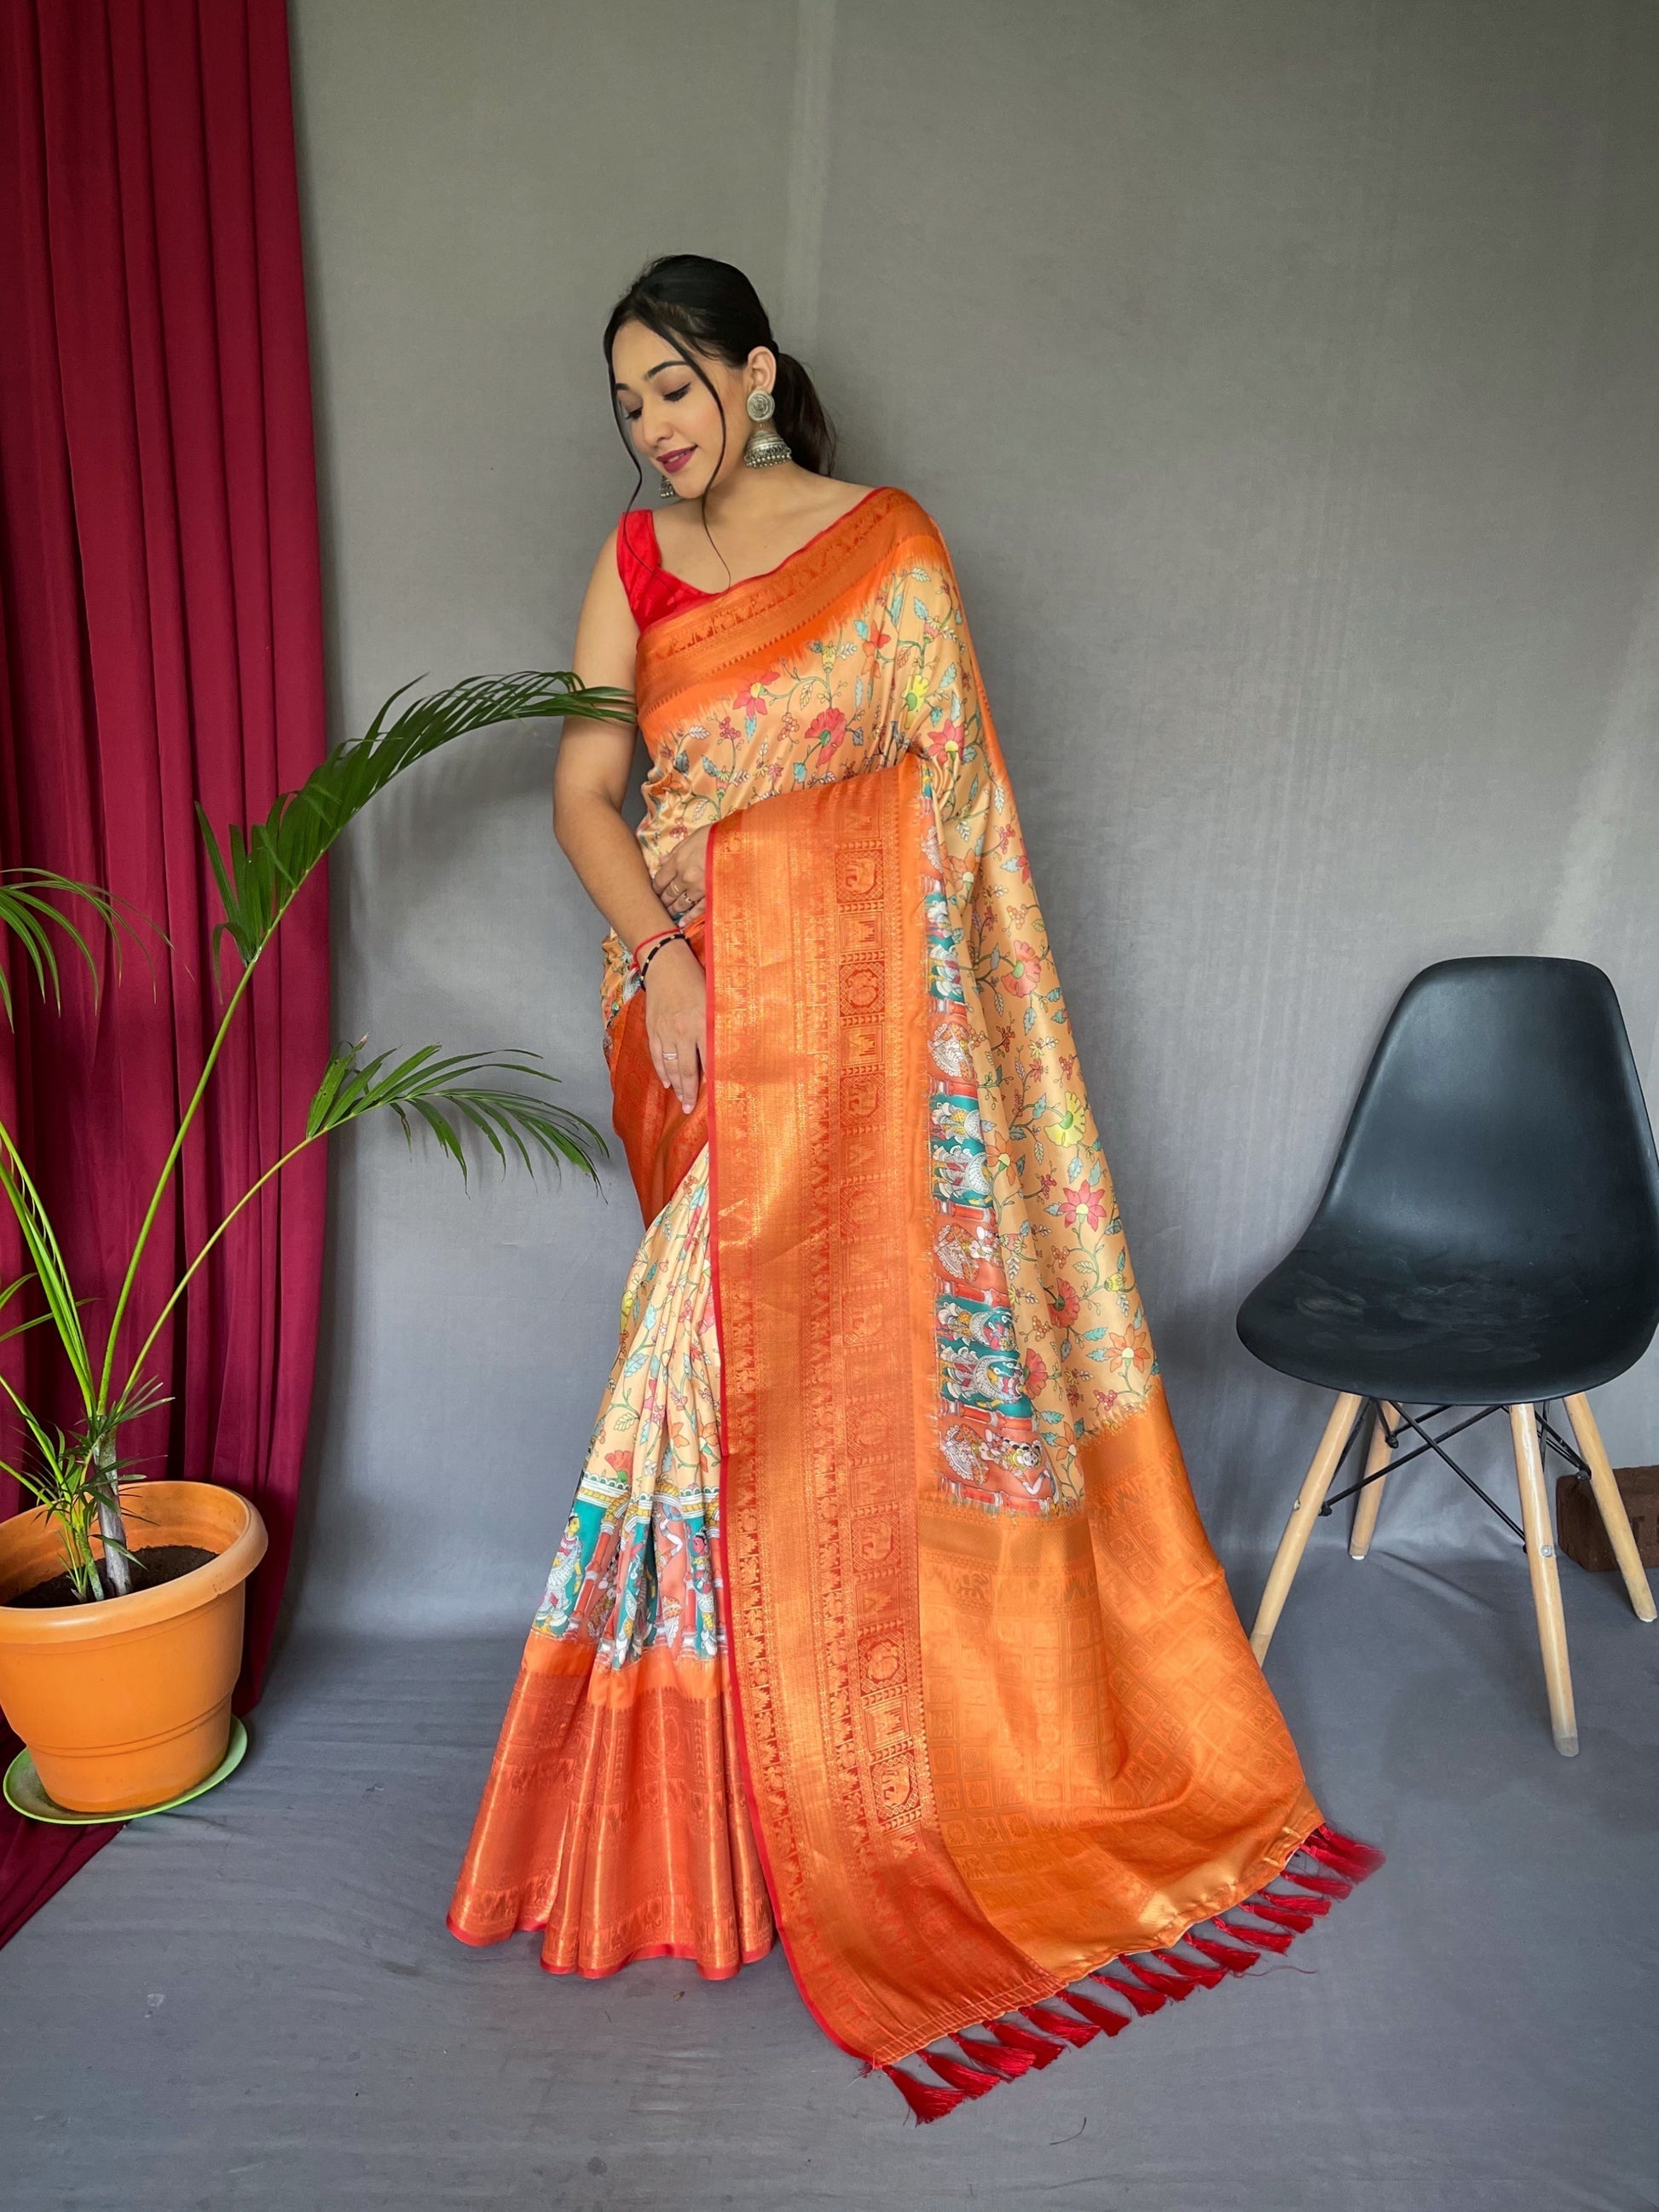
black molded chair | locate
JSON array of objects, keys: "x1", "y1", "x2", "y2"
[{"x1": 1240, "y1": 956, "x2": 1659, "y2": 1754}]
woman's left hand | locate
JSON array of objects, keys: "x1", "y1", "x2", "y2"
[{"x1": 651, "y1": 827, "x2": 710, "y2": 921}]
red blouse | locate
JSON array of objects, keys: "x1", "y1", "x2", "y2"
[{"x1": 616, "y1": 507, "x2": 714, "y2": 632}]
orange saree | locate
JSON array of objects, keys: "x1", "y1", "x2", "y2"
[{"x1": 448, "y1": 488, "x2": 1379, "y2": 2116}]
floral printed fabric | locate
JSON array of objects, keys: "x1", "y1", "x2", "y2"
[
  {"x1": 905, "y1": 551, "x2": 1157, "y2": 1514},
  {"x1": 533, "y1": 1146, "x2": 721, "y2": 1664},
  {"x1": 593, "y1": 501, "x2": 1159, "y2": 1527}
]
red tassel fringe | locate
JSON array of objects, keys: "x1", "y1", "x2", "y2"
[
  {"x1": 982, "y1": 2018, "x2": 1066, "y2": 2068},
  {"x1": 1094, "y1": 1970, "x2": 1166, "y2": 2017},
  {"x1": 1153, "y1": 1947, "x2": 1228, "y2": 1990},
  {"x1": 879, "y1": 1820, "x2": 1384, "y2": 2121},
  {"x1": 957, "y1": 2031, "x2": 1036, "y2": 2079},
  {"x1": 1274, "y1": 1886, "x2": 1332, "y2": 1918},
  {"x1": 1219, "y1": 1915, "x2": 1296, "y2": 1955},
  {"x1": 922, "y1": 2048, "x2": 1001, "y2": 2099},
  {"x1": 1286, "y1": 1869, "x2": 1352, "y2": 1901},
  {"x1": 1023, "y1": 2001, "x2": 1100, "y2": 2048},
  {"x1": 1063, "y1": 1989, "x2": 1133, "y2": 2036},
  {"x1": 1305, "y1": 1823, "x2": 1385, "y2": 1879},
  {"x1": 1185, "y1": 1932, "x2": 1260, "y2": 1975},
  {"x1": 1125, "y1": 1960, "x2": 1196, "y2": 2002},
  {"x1": 1240, "y1": 1898, "x2": 1318, "y2": 1934},
  {"x1": 885, "y1": 2064, "x2": 963, "y2": 2122}
]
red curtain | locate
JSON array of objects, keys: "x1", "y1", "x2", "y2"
[{"x1": 0, "y1": 0, "x2": 328, "y2": 1943}]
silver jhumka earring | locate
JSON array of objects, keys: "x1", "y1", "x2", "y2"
[
  {"x1": 743, "y1": 387, "x2": 792, "y2": 469},
  {"x1": 656, "y1": 469, "x2": 679, "y2": 500}
]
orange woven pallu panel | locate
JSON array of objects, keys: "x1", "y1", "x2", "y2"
[
  {"x1": 916, "y1": 1425, "x2": 1317, "y2": 1982},
  {"x1": 708, "y1": 760, "x2": 1049, "y2": 2058},
  {"x1": 708, "y1": 753, "x2": 1316, "y2": 2066}
]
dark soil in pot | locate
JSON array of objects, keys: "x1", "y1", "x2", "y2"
[{"x1": 4, "y1": 1545, "x2": 218, "y2": 1609}]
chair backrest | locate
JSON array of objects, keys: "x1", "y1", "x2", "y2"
[{"x1": 1313, "y1": 957, "x2": 1659, "y2": 1290}]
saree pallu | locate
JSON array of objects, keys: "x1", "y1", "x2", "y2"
[{"x1": 449, "y1": 488, "x2": 1375, "y2": 2103}]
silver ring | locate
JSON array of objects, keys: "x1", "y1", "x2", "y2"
[{"x1": 663, "y1": 1048, "x2": 679, "y2": 1059}]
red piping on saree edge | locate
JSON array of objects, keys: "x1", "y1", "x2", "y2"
[{"x1": 876, "y1": 1823, "x2": 1385, "y2": 2122}]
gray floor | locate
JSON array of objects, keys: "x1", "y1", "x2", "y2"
[{"x1": 2, "y1": 1548, "x2": 1656, "y2": 2212}]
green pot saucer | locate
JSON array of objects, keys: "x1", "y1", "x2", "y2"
[{"x1": 3, "y1": 1717, "x2": 248, "y2": 1825}]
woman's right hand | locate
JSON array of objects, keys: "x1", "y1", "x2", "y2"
[{"x1": 644, "y1": 939, "x2": 706, "y2": 1113}]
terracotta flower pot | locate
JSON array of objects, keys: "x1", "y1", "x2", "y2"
[{"x1": 0, "y1": 1481, "x2": 267, "y2": 1816}]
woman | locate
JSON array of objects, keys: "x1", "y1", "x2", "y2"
[{"x1": 448, "y1": 255, "x2": 1378, "y2": 2118}]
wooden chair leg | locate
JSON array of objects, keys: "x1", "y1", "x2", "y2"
[
  {"x1": 1251, "y1": 1393, "x2": 1364, "y2": 1661},
  {"x1": 1349, "y1": 1400, "x2": 1396, "y2": 1560},
  {"x1": 1509, "y1": 1404, "x2": 1578, "y2": 1756},
  {"x1": 1562, "y1": 1393, "x2": 1657, "y2": 1624}
]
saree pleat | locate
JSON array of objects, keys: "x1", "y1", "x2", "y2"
[
  {"x1": 448, "y1": 1146, "x2": 774, "y2": 1976},
  {"x1": 453, "y1": 486, "x2": 1357, "y2": 2073}
]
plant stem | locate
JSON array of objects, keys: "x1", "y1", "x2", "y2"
[
  {"x1": 94, "y1": 1437, "x2": 130, "y2": 1598},
  {"x1": 95, "y1": 943, "x2": 269, "y2": 1412},
  {"x1": 0, "y1": 1119, "x2": 94, "y2": 1399},
  {"x1": 118, "y1": 1133, "x2": 315, "y2": 1410}
]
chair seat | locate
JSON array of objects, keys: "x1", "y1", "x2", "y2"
[{"x1": 1237, "y1": 1237, "x2": 1659, "y2": 1405}]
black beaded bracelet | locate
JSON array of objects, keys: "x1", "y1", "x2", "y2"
[{"x1": 636, "y1": 930, "x2": 688, "y2": 984}]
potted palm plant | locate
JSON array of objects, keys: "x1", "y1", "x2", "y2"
[{"x1": 0, "y1": 671, "x2": 628, "y2": 1817}]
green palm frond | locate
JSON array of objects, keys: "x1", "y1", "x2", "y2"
[
  {"x1": 307, "y1": 1039, "x2": 609, "y2": 1187},
  {"x1": 0, "y1": 869, "x2": 129, "y2": 1023},
  {"x1": 0, "y1": 1411, "x2": 101, "y2": 1600},
  {"x1": 0, "y1": 1271, "x2": 96, "y2": 1346},
  {"x1": 0, "y1": 1125, "x2": 92, "y2": 1400},
  {"x1": 199, "y1": 671, "x2": 634, "y2": 969}
]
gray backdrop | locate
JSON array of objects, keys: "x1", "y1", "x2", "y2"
[{"x1": 286, "y1": 0, "x2": 1659, "y2": 1636}]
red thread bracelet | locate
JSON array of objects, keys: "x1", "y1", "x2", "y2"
[
  {"x1": 635, "y1": 931, "x2": 688, "y2": 985},
  {"x1": 629, "y1": 926, "x2": 679, "y2": 977}
]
